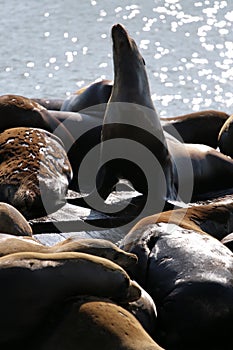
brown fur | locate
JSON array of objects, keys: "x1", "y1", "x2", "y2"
[
  {"x1": 0, "y1": 235, "x2": 137, "y2": 271},
  {"x1": 0, "y1": 202, "x2": 32, "y2": 236},
  {"x1": 0, "y1": 127, "x2": 72, "y2": 218},
  {"x1": 39, "y1": 297, "x2": 163, "y2": 350},
  {"x1": 130, "y1": 200, "x2": 233, "y2": 241}
]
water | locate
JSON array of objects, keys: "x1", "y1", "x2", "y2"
[{"x1": 0, "y1": 0, "x2": 232, "y2": 116}]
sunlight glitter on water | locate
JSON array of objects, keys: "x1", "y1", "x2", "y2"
[{"x1": 0, "y1": 0, "x2": 232, "y2": 116}]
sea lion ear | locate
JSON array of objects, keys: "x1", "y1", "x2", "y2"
[{"x1": 142, "y1": 57, "x2": 146, "y2": 65}]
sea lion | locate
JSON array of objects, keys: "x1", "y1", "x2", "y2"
[
  {"x1": 0, "y1": 94, "x2": 104, "y2": 192},
  {"x1": 161, "y1": 110, "x2": 230, "y2": 147},
  {"x1": 166, "y1": 132, "x2": 233, "y2": 201},
  {"x1": 68, "y1": 23, "x2": 178, "y2": 216},
  {"x1": 31, "y1": 97, "x2": 65, "y2": 111},
  {"x1": 0, "y1": 202, "x2": 32, "y2": 236},
  {"x1": 0, "y1": 127, "x2": 72, "y2": 219},
  {"x1": 120, "y1": 211, "x2": 233, "y2": 349},
  {"x1": 218, "y1": 114, "x2": 233, "y2": 157},
  {"x1": 0, "y1": 234, "x2": 137, "y2": 271},
  {"x1": 0, "y1": 94, "x2": 75, "y2": 152},
  {"x1": 122, "y1": 198, "x2": 233, "y2": 249},
  {"x1": 38, "y1": 297, "x2": 163, "y2": 350},
  {"x1": 61, "y1": 79, "x2": 113, "y2": 113},
  {"x1": 0, "y1": 251, "x2": 140, "y2": 345},
  {"x1": 68, "y1": 24, "x2": 233, "y2": 219}
]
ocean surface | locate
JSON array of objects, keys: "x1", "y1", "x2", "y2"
[{"x1": 0, "y1": 0, "x2": 232, "y2": 116}]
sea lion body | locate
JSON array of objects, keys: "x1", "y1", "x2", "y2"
[
  {"x1": 0, "y1": 127, "x2": 72, "y2": 218},
  {"x1": 76, "y1": 24, "x2": 177, "y2": 214},
  {"x1": 166, "y1": 132, "x2": 233, "y2": 201},
  {"x1": 0, "y1": 234, "x2": 137, "y2": 271},
  {"x1": 0, "y1": 94, "x2": 75, "y2": 152},
  {"x1": 61, "y1": 79, "x2": 113, "y2": 113},
  {"x1": 0, "y1": 202, "x2": 32, "y2": 236},
  {"x1": 39, "y1": 297, "x2": 163, "y2": 350},
  {"x1": 0, "y1": 251, "x2": 139, "y2": 345},
  {"x1": 161, "y1": 110, "x2": 229, "y2": 147},
  {"x1": 121, "y1": 218, "x2": 233, "y2": 350},
  {"x1": 31, "y1": 97, "x2": 64, "y2": 111}
]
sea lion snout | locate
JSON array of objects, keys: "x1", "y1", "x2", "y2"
[{"x1": 111, "y1": 23, "x2": 130, "y2": 50}]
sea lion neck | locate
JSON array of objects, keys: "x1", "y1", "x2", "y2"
[{"x1": 111, "y1": 24, "x2": 154, "y2": 109}]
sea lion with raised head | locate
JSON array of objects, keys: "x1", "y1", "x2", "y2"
[
  {"x1": 0, "y1": 251, "x2": 140, "y2": 346},
  {"x1": 0, "y1": 127, "x2": 72, "y2": 219},
  {"x1": 68, "y1": 23, "x2": 178, "y2": 216}
]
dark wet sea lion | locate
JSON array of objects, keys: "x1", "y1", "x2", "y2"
[
  {"x1": 68, "y1": 24, "x2": 177, "y2": 215},
  {"x1": 0, "y1": 251, "x2": 140, "y2": 345},
  {"x1": 46, "y1": 110, "x2": 102, "y2": 191},
  {"x1": 67, "y1": 24, "x2": 233, "y2": 215},
  {"x1": 120, "y1": 211, "x2": 233, "y2": 350},
  {"x1": 38, "y1": 297, "x2": 163, "y2": 350},
  {"x1": 218, "y1": 114, "x2": 233, "y2": 157},
  {"x1": 0, "y1": 202, "x2": 32, "y2": 236},
  {"x1": 61, "y1": 79, "x2": 113, "y2": 113},
  {"x1": 0, "y1": 234, "x2": 137, "y2": 271},
  {"x1": 161, "y1": 110, "x2": 229, "y2": 147},
  {"x1": 166, "y1": 132, "x2": 233, "y2": 201},
  {"x1": 0, "y1": 127, "x2": 72, "y2": 219}
]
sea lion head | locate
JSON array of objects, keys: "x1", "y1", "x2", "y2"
[
  {"x1": 111, "y1": 23, "x2": 145, "y2": 76},
  {"x1": 110, "y1": 23, "x2": 152, "y2": 108}
]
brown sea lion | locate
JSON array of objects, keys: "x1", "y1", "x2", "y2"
[
  {"x1": 0, "y1": 94, "x2": 104, "y2": 192},
  {"x1": 0, "y1": 127, "x2": 72, "y2": 219},
  {"x1": 61, "y1": 79, "x2": 113, "y2": 113},
  {"x1": 124, "y1": 198, "x2": 233, "y2": 245},
  {"x1": 161, "y1": 110, "x2": 230, "y2": 148},
  {"x1": 0, "y1": 94, "x2": 75, "y2": 152},
  {"x1": 0, "y1": 202, "x2": 32, "y2": 236},
  {"x1": 0, "y1": 234, "x2": 137, "y2": 271},
  {"x1": 120, "y1": 206, "x2": 233, "y2": 350},
  {"x1": 218, "y1": 114, "x2": 233, "y2": 157},
  {"x1": 38, "y1": 297, "x2": 163, "y2": 350},
  {"x1": 0, "y1": 251, "x2": 140, "y2": 346}
]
